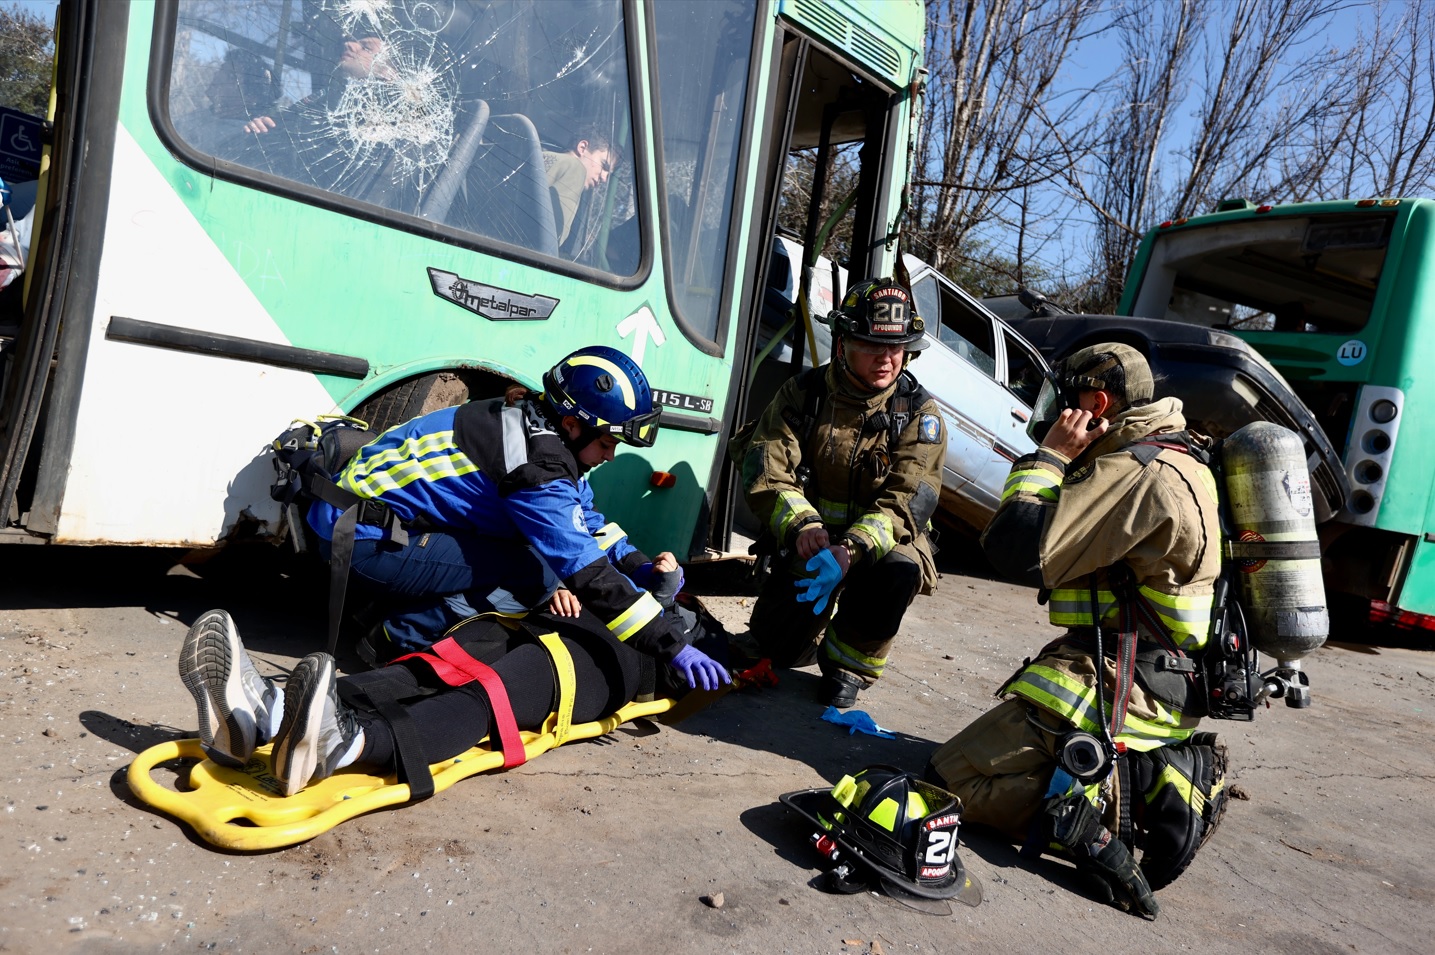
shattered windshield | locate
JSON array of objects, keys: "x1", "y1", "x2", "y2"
[{"x1": 166, "y1": 0, "x2": 640, "y2": 273}]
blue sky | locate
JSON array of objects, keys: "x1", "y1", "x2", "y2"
[{"x1": 12, "y1": 0, "x2": 58, "y2": 25}]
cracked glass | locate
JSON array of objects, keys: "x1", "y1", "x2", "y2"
[{"x1": 166, "y1": 0, "x2": 641, "y2": 273}]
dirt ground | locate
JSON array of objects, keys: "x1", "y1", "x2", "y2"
[{"x1": 2, "y1": 543, "x2": 1433, "y2": 954}]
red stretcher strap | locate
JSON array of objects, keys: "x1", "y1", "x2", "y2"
[{"x1": 393, "y1": 638, "x2": 527, "y2": 768}]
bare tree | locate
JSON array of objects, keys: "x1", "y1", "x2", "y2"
[
  {"x1": 1060, "y1": 0, "x2": 1348, "y2": 312},
  {"x1": 1293, "y1": 0, "x2": 1435, "y2": 199},
  {"x1": 905, "y1": 0, "x2": 1105, "y2": 287}
]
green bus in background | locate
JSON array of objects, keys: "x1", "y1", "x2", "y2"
[
  {"x1": 0, "y1": 0, "x2": 925, "y2": 562},
  {"x1": 1119, "y1": 196, "x2": 1435, "y2": 630}
]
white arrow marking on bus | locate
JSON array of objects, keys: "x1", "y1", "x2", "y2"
[{"x1": 617, "y1": 305, "x2": 666, "y2": 366}]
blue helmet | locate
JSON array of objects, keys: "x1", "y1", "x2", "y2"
[{"x1": 541, "y1": 345, "x2": 661, "y2": 447}]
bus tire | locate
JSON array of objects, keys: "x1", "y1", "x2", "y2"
[{"x1": 353, "y1": 373, "x2": 470, "y2": 434}]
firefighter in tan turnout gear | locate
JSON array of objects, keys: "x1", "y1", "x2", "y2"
[
  {"x1": 926, "y1": 343, "x2": 1224, "y2": 920},
  {"x1": 738, "y1": 278, "x2": 946, "y2": 708}
]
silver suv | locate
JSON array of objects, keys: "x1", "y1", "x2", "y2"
[{"x1": 747, "y1": 239, "x2": 1049, "y2": 537}]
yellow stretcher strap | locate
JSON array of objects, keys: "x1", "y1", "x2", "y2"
[
  {"x1": 537, "y1": 632, "x2": 576, "y2": 745},
  {"x1": 127, "y1": 696, "x2": 677, "y2": 852}
]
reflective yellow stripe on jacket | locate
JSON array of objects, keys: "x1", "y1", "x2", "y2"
[
  {"x1": 846, "y1": 511, "x2": 896, "y2": 562},
  {"x1": 1046, "y1": 584, "x2": 1212, "y2": 651},
  {"x1": 771, "y1": 489, "x2": 820, "y2": 542},
  {"x1": 1006, "y1": 664, "x2": 1194, "y2": 751},
  {"x1": 1047, "y1": 587, "x2": 1117, "y2": 628},
  {"x1": 606, "y1": 591, "x2": 662, "y2": 643},
  {"x1": 1001, "y1": 466, "x2": 1061, "y2": 503},
  {"x1": 1137, "y1": 584, "x2": 1212, "y2": 651},
  {"x1": 340, "y1": 430, "x2": 479, "y2": 498}
]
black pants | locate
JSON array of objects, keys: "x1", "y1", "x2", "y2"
[
  {"x1": 343, "y1": 610, "x2": 642, "y2": 771},
  {"x1": 748, "y1": 549, "x2": 920, "y2": 683}
]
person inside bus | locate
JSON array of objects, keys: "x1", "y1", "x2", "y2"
[
  {"x1": 307, "y1": 346, "x2": 724, "y2": 697},
  {"x1": 177, "y1": 47, "x2": 273, "y2": 156},
  {"x1": 733, "y1": 278, "x2": 946, "y2": 709},
  {"x1": 542, "y1": 128, "x2": 621, "y2": 249},
  {"x1": 241, "y1": 33, "x2": 394, "y2": 136}
]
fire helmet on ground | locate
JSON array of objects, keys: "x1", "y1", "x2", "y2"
[
  {"x1": 829, "y1": 279, "x2": 929, "y2": 351},
  {"x1": 806, "y1": 765, "x2": 975, "y2": 901},
  {"x1": 541, "y1": 345, "x2": 661, "y2": 447}
]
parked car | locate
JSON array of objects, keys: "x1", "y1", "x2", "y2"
[
  {"x1": 904, "y1": 256, "x2": 1049, "y2": 534},
  {"x1": 986, "y1": 289, "x2": 1350, "y2": 523},
  {"x1": 736, "y1": 240, "x2": 1050, "y2": 540}
]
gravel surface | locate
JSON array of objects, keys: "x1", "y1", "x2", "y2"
[{"x1": 1, "y1": 544, "x2": 1432, "y2": 953}]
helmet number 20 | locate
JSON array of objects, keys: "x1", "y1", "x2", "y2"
[
  {"x1": 871, "y1": 301, "x2": 907, "y2": 323},
  {"x1": 923, "y1": 830, "x2": 955, "y2": 865}
]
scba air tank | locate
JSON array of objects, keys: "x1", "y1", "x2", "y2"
[{"x1": 1221, "y1": 422, "x2": 1329, "y2": 665}]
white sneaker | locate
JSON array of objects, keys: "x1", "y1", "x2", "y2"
[
  {"x1": 271, "y1": 652, "x2": 363, "y2": 796},
  {"x1": 179, "y1": 609, "x2": 283, "y2": 768}
]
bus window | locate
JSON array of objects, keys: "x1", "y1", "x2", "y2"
[
  {"x1": 1133, "y1": 215, "x2": 1392, "y2": 334},
  {"x1": 164, "y1": 0, "x2": 641, "y2": 273},
  {"x1": 651, "y1": 0, "x2": 759, "y2": 343}
]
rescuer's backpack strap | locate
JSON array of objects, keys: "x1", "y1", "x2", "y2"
[
  {"x1": 1125, "y1": 433, "x2": 1266, "y2": 721},
  {"x1": 269, "y1": 415, "x2": 411, "y2": 655}
]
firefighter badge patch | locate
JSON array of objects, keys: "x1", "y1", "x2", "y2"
[{"x1": 918, "y1": 414, "x2": 941, "y2": 444}]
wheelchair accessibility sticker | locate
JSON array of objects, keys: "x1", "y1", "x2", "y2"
[{"x1": 1337, "y1": 340, "x2": 1367, "y2": 366}]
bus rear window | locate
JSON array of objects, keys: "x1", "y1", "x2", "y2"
[
  {"x1": 1132, "y1": 214, "x2": 1393, "y2": 333},
  {"x1": 164, "y1": 0, "x2": 641, "y2": 275}
]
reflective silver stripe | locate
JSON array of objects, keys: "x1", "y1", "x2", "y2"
[
  {"x1": 1010, "y1": 669, "x2": 1103, "y2": 732},
  {"x1": 500, "y1": 405, "x2": 530, "y2": 474}
]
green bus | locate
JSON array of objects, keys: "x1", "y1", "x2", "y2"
[
  {"x1": 1118, "y1": 196, "x2": 1435, "y2": 629},
  {"x1": 0, "y1": 0, "x2": 925, "y2": 562}
]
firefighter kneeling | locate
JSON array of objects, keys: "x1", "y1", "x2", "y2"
[{"x1": 926, "y1": 343, "x2": 1231, "y2": 919}]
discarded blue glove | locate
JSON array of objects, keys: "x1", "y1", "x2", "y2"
[
  {"x1": 820, "y1": 706, "x2": 894, "y2": 738},
  {"x1": 671, "y1": 644, "x2": 731, "y2": 691},
  {"x1": 794, "y1": 548, "x2": 843, "y2": 615}
]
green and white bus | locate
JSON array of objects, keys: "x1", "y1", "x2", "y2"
[
  {"x1": 1119, "y1": 196, "x2": 1435, "y2": 630},
  {"x1": 0, "y1": 0, "x2": 925, "y2": 561}
]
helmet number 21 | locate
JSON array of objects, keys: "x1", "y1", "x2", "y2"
[{"x1": 924, "y1": 830, "x2": 955, "y2": 865}]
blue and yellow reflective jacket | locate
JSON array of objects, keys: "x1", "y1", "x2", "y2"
[
  {"x1": 308, "y1": 398, "x2": 681, "y2": 661},
  {"x1": 980, "y1": 398, "x2": 1222, "y2": 749}
]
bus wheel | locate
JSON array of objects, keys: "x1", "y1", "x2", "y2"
[
  {"x1": 353, "y1": 373, "x2": 467, "y2": 433},
  {"x1": 353, "y1": 370, "x2": 514, "y2": 433}
]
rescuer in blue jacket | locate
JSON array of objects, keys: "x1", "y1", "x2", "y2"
[{"x1": 307, "y1": 345, "x2": 727, "y2": 692}]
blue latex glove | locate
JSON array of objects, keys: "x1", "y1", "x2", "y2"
[
  {"x1": 820, "y1": 706, "x2": 895, "y2": 738},
  {"x1": 670, "y1": 644, "x2": 731, "y2": 691},
  {"x1": 794, "y1": 548, "x2": 843, "y2": 615}
]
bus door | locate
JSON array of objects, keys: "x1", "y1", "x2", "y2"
[
  {"x1": 716, "y1": 12, "x2": 920, "y2": 555},
  {"x1": 0, "y1": 0, "x2": 130, "y2": 542}
]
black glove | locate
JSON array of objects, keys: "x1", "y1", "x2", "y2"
[{"x1": 1046, "y1": 793, "x2": 1160, "y2": 920}]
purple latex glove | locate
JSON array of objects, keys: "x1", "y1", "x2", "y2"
[
  {"x1": 670, "y1": 644, "x2": 731, "y2": 691},
  {"x1": 794, "y1": 548, "x2": 843, "y2": 615}
]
